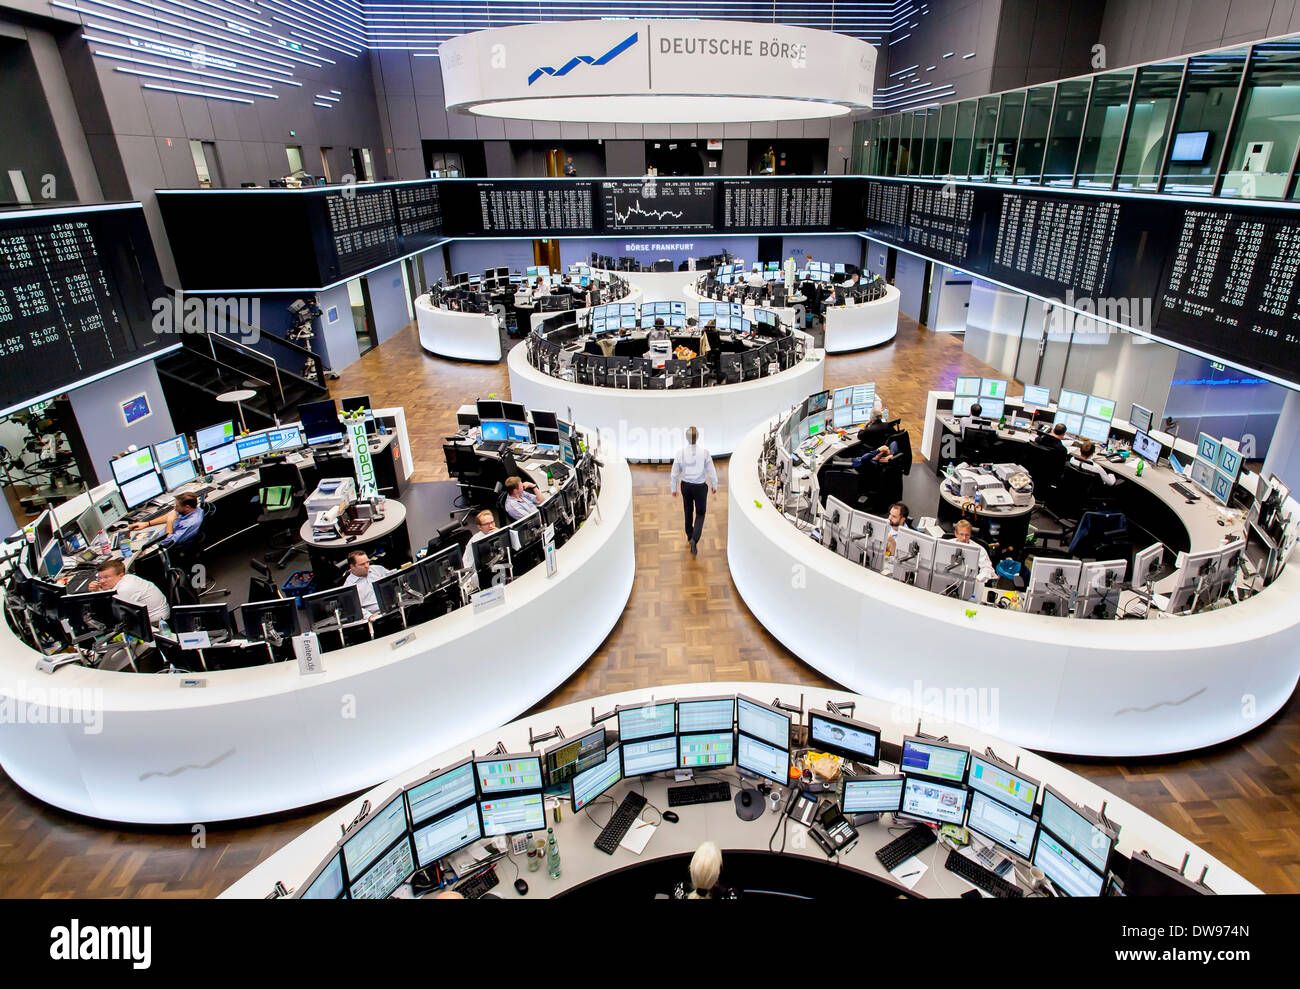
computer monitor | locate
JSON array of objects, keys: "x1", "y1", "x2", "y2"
[
  {"x1": 1040, "y1": 784, "x2": 1115, "y2": 874},
  {"x1": 1079, "y1": 416, "x2": 1111, "y2": 444},
  {"x1": 1217, "y1": 444, "x2": 1242, "y2": 478},
  {"x1": 474, "y1": 753, "x2": 543, "y2": 795},
  {"x1": 500, "y1": 402, "x2": 526, "y2": 424},
  {"x1": 620, "y1": 736, "x2": 677, "y2": 777},
  {"x1": 978, "y1": 397, "x2": 1005, "y2": 420},
  {"x1": 412, "y1": 802, "x2": 481, "y2": 870},
  {"x1": 267, "y1": 425, "x2": 304, "y2": 452},
  {"x1": 951, "y1": 396, "x2": 977, "y2": 417},
  {"x1": 530, "y1": 410, "x2": 559, "y2": 432},
  {"x1": 966, "y1": 790, "x2": 1039, "y2": 859},
  {"x1": 735, "y1": 733, "x2": 788, "y2": 785},
  {"x1": 806, "y1": 412, "x2": 827, "y2": 437},
  {"x1": 619, "y1": 315, "x2": 635, "y2": 330},
  {"x1": 201, "y1": 442, "x2": 239, "y2": 474},
  {"x1": 900, "y1": 775, "x2": 968, "y2": 825},
  {"x1": 470, "y1": 528, "x2": 511, "y2": 581},
  {"x1": 1130, "y1": 541, "x2": 1166, "y2": 589},
  {"x1": 161, "y1": 457, "x2": 197, "y2": 491},
  {"x1": 544, "y1": 727, "x2": 606, "y2": 787},
  {"x1": 476, "y1": 399, "x2": 504, "y2": 423},
  {"x1": 890, "y1": 529, "x2": 936, "y2": 588},
  {"x1": 302, "y1": 585, "x2": 364, "y2": 631},
  {"x1": 980, "y1": 378, "x2": 1006, "y2": 401},
  {"x1": 954, "y1": 376, "x2": 981, "y2": 397},
  {"x1": 505, "y1": 422, "x2": 531, "y2": 444},
  {"x1": 371, "y1": 565, "x2": 430, "y2": 614},
  {"x1": 676, "y1": 696, "x2": 735, "y2": 733},
  {"x1": 1052, "y1": 410, "x2": 1083, "y2": 436},
  {"x1": 571, "y1": 745, "x2": 622, "y2": 811},
  {"x1": 678, "y1": 731, "x2": 735, "y2": 769},
  {"x1": 526, "y1": 265, "x2": 538, "y2": 278},
  {"x1": 348, "y1": 835, "x2": 414, "y2": 900},
  {"x1": 841, "y1": 775, "x2": 905, "y2": 815},
  {"x1": 1131, "y1": 430, "x2": 1161, "y2": 464},
  {"x1": 236, "y1": 431, "x2": 271, "y2": 460},
  {"x1": 405, "y1": 758, "x2": 477, "y2": 826},
  {"x1": 59, "y1": 589, "x2": 114, "y2": 634},
  {"x1": 1124, "y1": 852, "x2": 1215, "y2": 896},
  {"x1": 1022, "y1": 385, "x2": 1051, "y2": 407},
  {"x1": 416, "y1": 547, "x2": 460, "y2": 594},
  {"x1": 479, "y1": 791, "x2": 545, "y2": 836},
  {"x1": 75, "y1": 505, "x2": 102, "y2": 545},
  {"x1": 169, "y1": 603, "x2": 235, "y2": 643},
  {"x1": 153, "y1": 434, "x2": 188, "y2": 467},
  {"x1": 616, "y1": 699, "x2": 676, "y2": 741},
  {"x1": 110, "y1": 448, "x2": 155, "y2": 486},
  {"x1": 1085, "y1": 395, "x2": 1116, "y2": 421},
  {"x1": 807, "y1": 390, "x2": 830, "y2": 415},
  {"x1": 195, "y1": 420, "x2": 235, "y2": 452},
  {"x1": 831, "y1": 404, "x2": 855, "y2": 429},
  {"x1": 479, "y1": 420, "x2": 508, "y2": 443},
  {"x1": 1129, "y1": 404, "x2": 1154, "y2": 433},
  {"x1": 341, "y1": 792, "x2": 409, "y2": 880},
  {"x1": 239, "y1": 598, "x2": 301, "y2": 642},
  {"x1": 295, "y1": 852, "x2": 346, "y2": 899},
  {"x1": 737, "y1": 694, "x2": 791, "y2": 749},
  {"x1": 1032, "y1": 829, "x2": 1105, "y2": 897},
  {"x1": 119, "y1": 470, "x2": 163, "y2": 510},
  {"x1": 808, "y1": 710, "x2": 880, "y2": 765},
  {"x1": 1055, "y1": 389, "x2": 1087, "y2": 414},
  {"x1": 967, "y1": 752, "x2": 1039, "y2": 816},
  {"x1": 533, "y1": 428, "x2": 561, "y2": 451},
  {"x1": 1024, "y1": 557, "x2": 1083, "y2": 616},
  {"x1": 1075, "y1": 558, "x2": 1127, "y2": 619},
  {"x1": 299, "y1": 399, "x2": 344, "y2": 445},
  {"x1": 900, "y1": 736, "x2": 970, "y2": 783},
  {"x1": 39, "y1": 540, "x2": 63, "y2": 580}
]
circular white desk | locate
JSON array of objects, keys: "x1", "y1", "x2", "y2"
[
  {"x1": 416, "y1": 294, "x2": 502, "y2": 362},
  {"x1": 822, "y1": 284, "x2": 901, "y2": 353},
  {"x1": 0, "y1": 451, "x2": 635, "y2": 825},
  {"x1": 727, "y1": 417, "x2": 1300, "y2": 758},
  {"x1": 221, "y1": 680, "x2": 1258, "y2": 898},
  {"x1": 508, "y1": 338, "x2": 825, "y2": 462}
]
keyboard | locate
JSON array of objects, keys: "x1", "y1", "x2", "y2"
[
  {"x1": 875, "y1": 824, "x2": 937, "y2": 872},
  {"x1": 1171, "y1": 481, "x2": 1200, "y2": 500},
  {"x1": 667, "y1": 781, "x2": 732, "y2": 807},
  {"x1": 478, "y1": 440, "x2": 507, "y2": 454},
  {"x1": 944, "y1": 847, "x2": 1024, "y2": 898},
  {"x1": 594, "y1": 791, "x2": 647, "y2": 854},
  {"x1": 452, "y1": 866, "x2": 499, "y2": 899},
  {"x1": 223, "y1": 472, "x2": 257, "y2": 486}
]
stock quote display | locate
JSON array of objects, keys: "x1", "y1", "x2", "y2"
[
  {"x1": 324, "y1": 188, "x2": 399, "y2": 280},
  {"x1": 719, "y1": 178, "x2": 836, "y2": 231},
  {"x1": 0, "y1": 205, "x2": 166, "y2": 412},
  {"x1": 602, "y1": 179, "x2": 715, "y2": 232},
  {"x1": 469, "y1": 181, "x2": 597, "y2": 235}
]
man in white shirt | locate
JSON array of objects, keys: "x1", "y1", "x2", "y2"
[
  {"x1": 503, "y1": 476, "x2": 544, "y2": 520},
  {"x1": 463, "y1": 510, "x2": 498, "y2": 572},
  {"x1": 342, "y1": 550, "x2": 392, "y2": 616},
  {"x1": 89, "y1": 558, "x2": 170, "y2": 624},
  {"x1": 952, "y1": 519, "x2": 997, "y2": 583},
  {"x1": 532, "y1": 277, "x2": 551, "y2": 298},
  {"x1": 1070, "y1": 438, "x2": 1117, "y2": 486},
  {"x1": 959, "y1": 402, "x2": 992, "y2": 439},
  {"x1": 884, "y1": 501, "x2": 911, "y2": 559},
  {"x1": 670, "y1": 426, "x2": 719, "y2": 556},
  {"x1": 746, "y1": 267, "x2": 765, "y2": 289}
]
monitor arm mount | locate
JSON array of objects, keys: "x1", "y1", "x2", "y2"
[
  {"x1": 914, "y1": 723, "x2": 950, "y2": 742},
  {"x1": 826, "y1": 698, "x2": 855, "y2": 718},
  {"x1": 590, "y1": 705, "x2": 617, "y2": 726},
  {"x1": 528, "y1": 726, "x2": 564, "y2": 750},
  {"x1": 339, "y1": 799, "x2": 372, "y2": 840}
]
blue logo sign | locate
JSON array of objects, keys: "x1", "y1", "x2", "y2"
[{"x1": 528, "y1": 31, "x2": 639, "y2": 86}]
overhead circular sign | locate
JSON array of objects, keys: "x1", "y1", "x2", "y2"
[{"x1": 439, "y1": 20, "x2": 876, "y2": 123}]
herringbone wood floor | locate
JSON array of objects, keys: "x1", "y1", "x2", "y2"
[{"x1": 1, "y1": 314, "x2": 1296, "y2": 896}]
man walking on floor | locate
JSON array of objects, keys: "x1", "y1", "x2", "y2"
[{"x1": 671, "y1": 426, "x2": 718, "y2": 557}]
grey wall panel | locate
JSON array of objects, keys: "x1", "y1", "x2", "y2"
[
  {"x1": 721, "y1": 139, "x2": 747, "y2": 176},
  {"x1": 476, "y1": 116, "x2": 506, "y2": 139},
  {"x1": 175, "y1": 95, "x2": 214, "y2": 142},
  {"x1": 377, "y1": 50, "x2": 415, "y2": 96},
  {"x1": 503, "y1": 118, "x2": 533, "y2": 139},
  {"x1": 644, "y1": 123, "x2": 670, "y2": 139},
  {"x1": 446, "y1": 111, "x2": 480, "y2": 139},
  {"x1": 67, "y1": 359, "x2": 176, "y2": 486},
  {"x1": 387, "y1": 94, "x2": 419, "y2": 146},
  {"x1": 410, "y1": 55, "x2": 442, "y2": 95},
  {"x1": 416, "y1": 95, "x2": 450, "y2": 139},
  {"x1": 155, "y1": 134, "x2": 197, "y2": 188},
  {"x1": 532, "y1": 121, "x2": 561, "y2": 139},
  {"x1": 141, "y1": 89, "x2": 184, "y2": 138},
  {"x1": 26, "y1": 27, "x2": 102, "y2": 200},
  {"x1": 1271, "y1": 0, "x2": 1298, "y2": 33},
  {"x1": 484, "y1": 140, "x2": 513, "y2": 176},
  {"x1": 588, "y1": 123, "x2": 616, "y2": 139},
  {"x1": 93, "y1": 61, "x2": 152, "y2": 137},
  {"x1": 614, "y1": 122, "x2": 641, "y2": 139},
  {"x1": 394, "y1": 146, "x2": 423, "y2": 179},
  {"x1": 212, "y1": 139, "x2": 247, "y2": 185},
  {"x1": 1223, "y1": 0, "x2": 1280, "y2": 44},
  {"x1": 604, "y1": 139, "x2": 644, "y2": 176}
]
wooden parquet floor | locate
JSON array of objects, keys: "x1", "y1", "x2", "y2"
[{"x1": 0, "y1": 314, "x2": 1296, "y2": 896}]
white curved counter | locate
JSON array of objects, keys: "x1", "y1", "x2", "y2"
[
  {"x1": 727, "y1": 418, "x2": 1300, "y2": 758},
  {"x1": 822, "y1": 284, "x2": 900, "y2": 353},
  {"x1": 508, "y1": 338, "x2": 825, "y2": 462},
  {"x1": 0, "y1": 451, "x2": 635, "y2": 824},
  {"x1": 222, "y1": 680, "x2": 1258, "y2": 898},
  {"x1": 416, "y1": 294, "x2": 502, "y2": 362}
]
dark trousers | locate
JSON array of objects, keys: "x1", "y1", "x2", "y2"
[{"x1": 681, "y1": 481, "x2": 709, "y2": 543}]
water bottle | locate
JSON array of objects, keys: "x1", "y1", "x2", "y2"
[
  {"x1": 546, "y1": 467, "x2": 555, "y2": 490},
  {"x1": 547, "y1": 828, "x2": 561, "y2": 879},
  {"x1": 525, "y1": 832, "x2": 540, "y2": 872},
  {"x1": 121, "y1": 541, "x2": 132, "y2": 562}
]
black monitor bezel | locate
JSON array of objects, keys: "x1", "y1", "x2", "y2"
[
  {"x1": 570, "y1": 743, "x2": 622, "y2": 811},
  {"x1": 734, "y1": 732, "x2": 790, "y2": 786},
  {"x1": 302, "y1": 584, "x2": 365, "y2": 628},
  {"x1": 477, "y1": 790, "x2": 546, "y2": 837},
  {"x1": 807, "y1": 709, "x2": 882, "y2": 766},
  {"x1": 677, "y1": 728, "x2": 736, "y2": 771},
  {"x1": 900, "y1": 734, "x2": 971, "y2": 784},
  {"x1": 898, "y1": 773, "x2": 970, "y2": 826},
  {"x1": 675, "y1": 694, "x2": 736, "y2": 734},
  {"x1": 111, "y1": 596, "x2": 153, "y2": 641},
  {"x1": 293, "y1": 850, "x2": 348, "y2": 899},
  {"x1": 543, "y1": 725, "x2": 607, "y2": 787},
  {"x1": 1039, "y1": 782, "x2": 1117, "y2": 876},
  {"x1": 840, "y1": 773, "x2": 906, "y2": 815},
  {"x1": 404, "y1": 756, "x2": 477, "y2": 827},
  {"x1": 615, "y1": 698, "x2": 677, "y2": 742},
  {"x1": 410, "y1": 800, "x2": 483, "y2": 871},
  {"x1": 965, "y1": 788, "x2": 1040, "y2": 860},
  {"x1": 966, "y1": 749, "x2": 1041, "y2": 815},
  {"x1": 472, "y1": 751, "x2": 544, "y2": 797},
  {"x1": 736, "y1": 692, "x2": 792, "y2": 750},
  {"x1": 238, "y1": 597, "x2": 301, "y2": 640}
]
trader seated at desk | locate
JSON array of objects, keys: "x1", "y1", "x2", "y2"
[
  {"x1": 127, "y1": 492, "x2": 204, "y2": 549},
  {"x1": 1070, "y1": 439, "x2": 1118, "y2": 486},
  {"x1": 857, "y1": 410, "x2": 893, "y2": 448},
  {"x1": 463, "y1": 510, "x2": 498, "y2": 570},
  {"x1": 959, "y1": 403, "x2": 992, "y2": 439},
  {"x1": 503, "y1": 476, "x2": 545, "y2": 519},
  {"x1": 852, "y1": 440, "x2": 900, "y2": 472},
  {"x1": 88, "y1": 558, "x2": 170, "y2": 624},
  {"x1": 343, "y1": 549, "x2": 392, "y2": 617},
  {"x1": 884, "y1": 501, "x2": 911, "y2": 556},
  {"x1": 950, "y1": 519, "x2": 997, "y2": 583},
  {"x1": 1035, "y1": 421, "x2": 1069, "y2": 455}
]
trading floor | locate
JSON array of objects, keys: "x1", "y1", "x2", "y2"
[{"x1": 1, "y1": 310, "x2": 1296, "y2": 898}]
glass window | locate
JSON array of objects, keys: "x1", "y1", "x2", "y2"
[
  {"x1": 908, "y1": 110, "x2": 927, "y2": 175},
  {"x1": 1076, "y1": 70, "x2": 1135, "y2": 188},
  {"x1": 1162, "y1": 47, "x2": 1249, "y2": 195},
  {"x1": 935, "y1": 103, "x2": 957, "y2": 176},
  {"x1": 1222, "y1": 40, "x2": 1300, "y2": 200},
  {"x1": 1044, "y1": 79, "x2": 1092, "y2": 185},
  {"x1": 1015, "y1": 86, "x2": 1055, "y2": 183},
  {"x1": 970, "y1": 95, "x2": 1001, "y2": 179},
  {"x1": 884, "y1": 114, "x2": 901, "y2": 176},
  {"x1": 992, "y1": 91, "x2": 1026, "y2": 181},
  {"x1": 920, "y1": 107, "x2": 940, "y2": 176},
  {"x1": 950, "y1": 100, "x2": 978, "y2": 178},
  {"x1": 1115, "y1": 61, "x2": 1185, "y2": 191}
]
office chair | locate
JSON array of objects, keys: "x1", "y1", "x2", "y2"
[
  {"x1": 1068, "y1": 511, "x2": 1129, "y2": 560},
  {"x1": 820, "y1": 470, "x2": 858, "y2": 509},
  {"x1": 889, "y1": 430, "x2": 913, "y2": 475},
  {"x1": 157, "y1": 545, "x2": 200, "y2": 609},
  {"x1": 1040, "y1": 464, "x2": 1103, "y2": 548},
  {"x1": 247, "y1": 559, "x2": 281, "y2": 602},
  {"x1": 961, "y1": 426, "x2": 994, "y2": 463},
  {"x1": 174, "y1": 499, "x2": 229, "y2": 600},
  {"x1": 256, "y1": 461, "x2": 308, "y2": 569}
]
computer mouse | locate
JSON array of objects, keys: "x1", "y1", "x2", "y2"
[
  {"x1": 513, "y1": 878, "x2": 528, "y2": 896},
  {"x1": 740, "y1": 790, "x2": 753, "y2": 808},
  {"x1": 662, "y1": 810, "x2": 679, "y2": 823}
]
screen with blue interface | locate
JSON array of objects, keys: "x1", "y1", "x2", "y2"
[
  {"x1": 474, "y1": 756, "x2": 543, "y2": 794},
  {"x1": 413, "y1": 803, "x2": 481, "y2": 867},
  {"x1": 622, "y1": 737, "x2": 677, "y2": 776},
  {"x1": 901, "y1": 776, "x2": 968, "y2": 825},
  {"x1": 572, "y1": 746, "x2": 622, "y2": 810},
  {"x1": 678, "y1": 731, "x2": 734, "y2": 768},
  {"x1": 300, "y1": 854, "x2": 345, "y2": 899},
  {"x1": 479, "y1": 792, "x2": 545, "y2": 836},
  {"x1": 1033, "y1": 830, "x2": 1105, "y2": 897},
  {"x1": 966, "y1": 790, "x2": 1038, "y2": 858},
  {"x1": 736, "y1": 734, "x2": 788, "y2": 784},
  {"x1": 901, "y1": 737, "x2": 969, "y2": 782},
  {"x1": 967, "y1": 754, "x2": 1037, "y2": 815},
  {"x1": 842, "y1": 777, "x2": 904, "y2": 814},
  {"x1": 677, "y1": 697, "x2": 735, "y2": 733},
  {"x1": 341, "y1": 793, "x2": 408, "y2": 878},
  {"x1": 617, "y1": 701, "x2": 676, "y2": 740},
  {"x1": 737, "y1": 695, "x2": 790, "y2": 749},
  {"x1": 1041, "y1": 787, "x2": 1112, "y2": 872},
  {"x1": 407, "y1": 761, "x2": 477, "y2": 824},
  {"x1": 349, "y1": 838, "x2": 413, "y2": 900}
]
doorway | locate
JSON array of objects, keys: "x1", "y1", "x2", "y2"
[{"x1": 348, "y1": 277, "x2": 377, "y2": 355}]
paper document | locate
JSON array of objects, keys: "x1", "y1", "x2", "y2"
[
  {"x1": 889, "y1": 856, "x2": 929, "y2": 890},
  {"x1": 619, "y1": 818, "x2": 657, "y2": 855}
]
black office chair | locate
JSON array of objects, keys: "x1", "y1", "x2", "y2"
[
  {"x1": 889, "y1": 430, "x2": 913, "y2": 475},
  {"x1": 158, "y1": 545, "x2": 200, "y2": 609},
  {"x1": 961, "y1": 426, "x2": 995, "y2": 463},
  {"x1": 173, "y1": 499, "x2": 228, "y2": 600},
  {"x1": 255, "y1": 461, "x2": 308, "y2": 569},
  {"x1": 820, "y1": 470, "x2": 858, "y2": 509},
  {"x1": 247, "y1": 559, "x2": 280, "y2": 602}
]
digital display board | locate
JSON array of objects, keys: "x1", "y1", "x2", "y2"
[
  {"x1": 394, "y1": 182, "x2": 444, "y2": 252},
  {"x1": 602, "y1": 179, "x2": 715, "y2": 232},
  {"x1": 719, "y1": 178, "x2": 834, "y2": 231},
  {"x1": 324, "y1": 188, "x2": 399, "y2": 279},
  {"x1": 862, "y1": 180, "x2": 908, "y2": 240},
  {"x1": 991, "y1": 192, "x2": 1120, "y2": 299},
  {"x1": 0, "y1": 204, "x2": 168, "y2": 415},
  {"x1": 472, "y1": 181, "x2": 596, "y2": 235},
  {"x1": 906, "y1": 183, "x2": 976, "y2": 264}
]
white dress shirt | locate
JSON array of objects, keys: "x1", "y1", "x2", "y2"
[
  {"x1": 113, "y1": 573, "x2": 170, "y2": 624},
  {"x1": 504, "y1": 490, "x2": 541, "y2": 520},
  {"x1": 670, "y1": 444, "x2": 718, "y2": 490},
  {"x1": 344, "y1": 564, "x2": 392, "y2": 616},
  {"x1": 950, "y1": 539, "x2": 996, "y2": 582},
  {"x1": 1070, "y1": 455, "x2": 1117, "y2": 485},
  {"x1": 464, "y1": 529, "x2": 489, "y2": 570}
]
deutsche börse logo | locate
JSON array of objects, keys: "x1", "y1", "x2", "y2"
[{"x1": 527, "y1": 31, "x2": 639, "y2": 85}]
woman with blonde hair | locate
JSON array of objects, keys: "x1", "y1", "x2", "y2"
[{"x1": 671, "y1": 841, "x2": 740, "y2": 899}]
